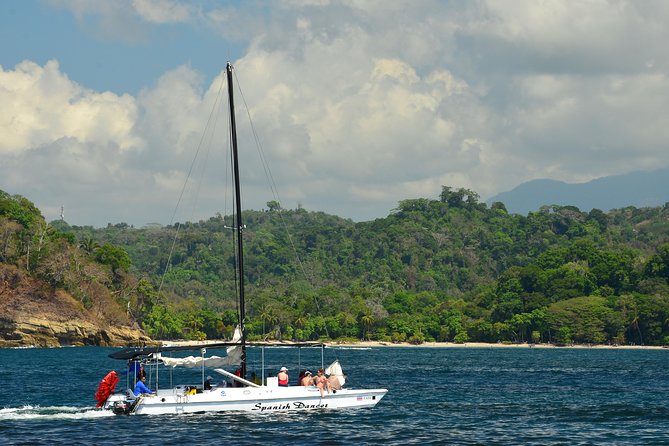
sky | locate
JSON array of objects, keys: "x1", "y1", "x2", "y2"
[{"x1": 2, "y1": 0, "x2": 669, "y2": 228}]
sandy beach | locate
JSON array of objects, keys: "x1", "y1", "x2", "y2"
[{"x1": 329, "y1": 340, "x2": 668, "y2": 350}]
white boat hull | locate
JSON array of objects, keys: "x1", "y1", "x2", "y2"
[{"x1": 105, "y1": 385, "x2": 387, "y2": 415}]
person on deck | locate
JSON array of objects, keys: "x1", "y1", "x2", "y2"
[
  {"x1": 133, "y1": 376, "x2": 152, "y2": 396},
  {"x1": 204, "y1": 376, "x2": 213, "y2": 390},
  {"x1": 125, "y1": 361, "x2": 145, "y2": 380},
  {"x1": 315, "y1": 368, "x2": 329, "y2": 397},
  {"x1": 300, "y1": 370, "x2": 313, "y2": 386},
  {"x1": 232, "y1": 368, "x2": 243, "y2": 387},
  {"x1": 278, "y1": 366, "x2": 289, "y2": 387}
]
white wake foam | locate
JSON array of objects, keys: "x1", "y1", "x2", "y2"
[{"x1": 0, "y1": 405, "x2": 114, "y2": 420}]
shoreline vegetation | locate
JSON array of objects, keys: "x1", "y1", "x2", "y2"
[
  {"x1": 162, "y1": 339, "x2": 669, "y2": 350},
  {"x1": 6, "y1": 192, "x2": 669, "y2": 350}
]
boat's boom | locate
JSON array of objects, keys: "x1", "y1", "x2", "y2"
[{"x1": 214, "y1": 367, "x2": 260, "y2": 387}]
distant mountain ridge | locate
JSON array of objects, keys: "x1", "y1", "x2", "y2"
[{"x1": 487, "y1": 168, "x2": 669, "y2": 215}]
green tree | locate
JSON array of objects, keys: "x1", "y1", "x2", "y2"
[
  {"x1": 360, "y1": 312, "x2": 375, "y2": 341},
  {"x1": 95, "y1": 243, "x2": 132, "y2": 274},
  {"x1": 547, "y1": 296, "x2": 614, "y2": 344},
  {"x1": 144, "y1": 305, "x2": 184, "y2": 339},
  {"x1": 266, "y1": 201, "x2": 282, "y2": 212}
]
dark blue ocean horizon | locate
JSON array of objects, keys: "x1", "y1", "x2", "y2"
[{"x1": 1, "y1": 346, "x2": 668, "y2": 445}]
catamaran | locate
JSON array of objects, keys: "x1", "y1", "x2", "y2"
[{"x1": 95, "y1": 63, "x2": 388, "y2": 415}]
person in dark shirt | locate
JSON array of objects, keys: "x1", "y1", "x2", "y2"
[{"x1": 125, "y1": 361, "x2": 145, "y2": 380}]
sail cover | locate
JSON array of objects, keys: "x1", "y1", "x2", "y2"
[
  {"x1": 325, "y1": 359, "x2": 346, "y2": 387},
  {"x1": 161, "y1": 327, "x2": 243, "y2": 368}
]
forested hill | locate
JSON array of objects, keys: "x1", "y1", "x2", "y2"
[
  {"x1": 0, "y1": 190, "x2": 152, "y2": 347},
  {"x1": 47, "y1": 186, "x2": 669, "y2": 347}
]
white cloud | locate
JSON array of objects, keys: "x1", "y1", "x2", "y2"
[
  {"x1": 227, "y1": 7, "x2": 491, "y2": 213},
  {"x1": 0, "y1": 60, "x2": 142, "y2": 156},
  {"x1": 52, "y1": 0, "x2": 193, "y2": 24},
  {"x1": 5, "y1": 0, "x2": 669, "y2": 225},
  {"x1": 131, "y1": 0, "x2": 192, "y2": 24}
]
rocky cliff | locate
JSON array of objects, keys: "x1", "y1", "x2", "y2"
[{"x1": 0, "y1": 265, "x2": 154, "y2": 348}]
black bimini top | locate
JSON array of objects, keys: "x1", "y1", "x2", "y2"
[{"x1": 109, "y1": 341, "x2": 326, "y2": 360}]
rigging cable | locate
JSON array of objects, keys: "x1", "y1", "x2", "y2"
[
  {"x1": 232, "y1": 69, "x2": 328, "y2": 336},
  {"x1": 158, "y1": 72, "x2": 228, "y2": 294}
]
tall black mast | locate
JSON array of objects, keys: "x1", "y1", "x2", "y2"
[{"x1": 226, "y1": 62, "x2": 246, "y2": 378}]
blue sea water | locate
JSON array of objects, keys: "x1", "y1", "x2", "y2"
[{"x1": 1, "y1": 346, "x2": 669, "y2": 445}]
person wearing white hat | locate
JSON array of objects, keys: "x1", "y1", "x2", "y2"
[
  {"x1": 278, "y1": 366, "x2": 289, "y2": 387},
  {"x1": 300, "y1": 370, "x2": 313, "y2": 386},
  {"x1": 204, "y1": 375, "x2": 213, "y2": 390}
]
